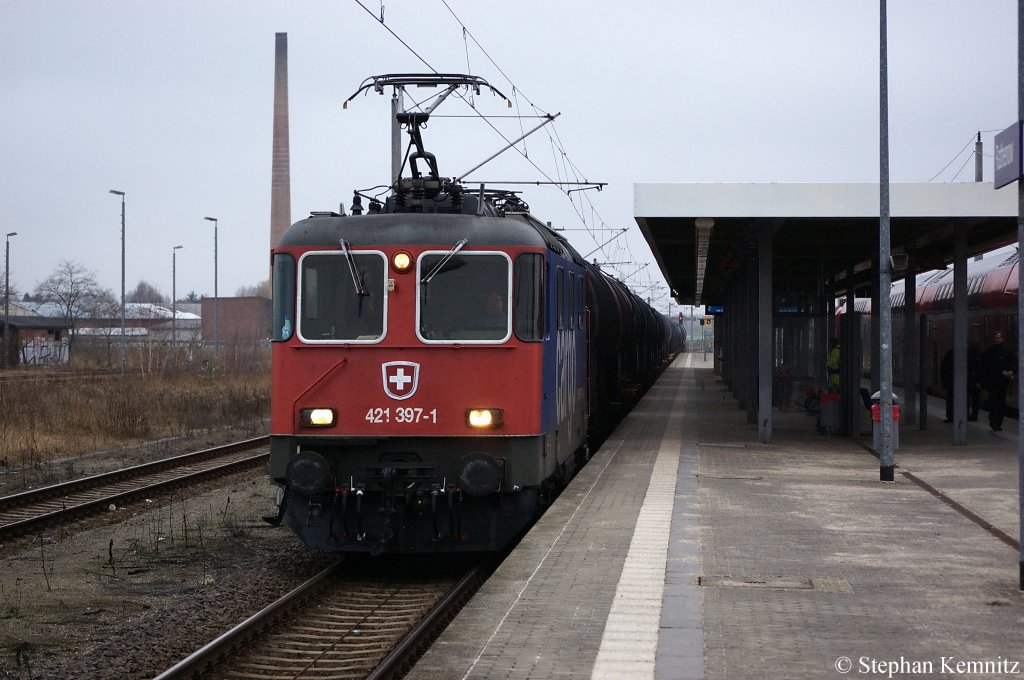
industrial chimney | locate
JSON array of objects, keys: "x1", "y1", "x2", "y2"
[{"x1": 270, "y1": 32, "x2": 291, "y2": 250}]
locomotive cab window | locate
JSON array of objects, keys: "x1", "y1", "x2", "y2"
[
  {"x1": 297, "y1": 250, "x2": 387, "y2": 343},
  {"x1": 272, "y1": 253, "x2": 296, "y2": 341},
  {"x1": 514, "y1": 253, "x2": 544, "y2": 341},
  {"x1": 418, "y1": 251, "x2": 511, "y2": 343}
]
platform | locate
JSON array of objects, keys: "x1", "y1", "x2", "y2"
[{"x1": 407, "y1": 354, "x2": 1023, "y2": 679}]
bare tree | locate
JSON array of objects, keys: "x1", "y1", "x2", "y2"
[
  {"x1": 236, "y1": 279, "x2": 271, "y2": 298},
  {"x1": 1, "y1": 264, "x2": 19, "y2": 308},
  {"x1": 128, "y1": 280, "x2": 167, "y2": 303},
  {"x1": 34, "y1": 260, "x2": 110, "y2": 353}
]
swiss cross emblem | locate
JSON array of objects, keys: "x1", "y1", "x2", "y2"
[{"x1": 382, "y1": 361, "x2": 420, "y2": 400}]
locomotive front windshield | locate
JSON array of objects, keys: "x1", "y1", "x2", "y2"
[
  {"x1": 298, "y1": 251, "x2": 386, "y2": 342},
  {"x1": 418, "y1": 252, "x2": 511, "y2": 342}
]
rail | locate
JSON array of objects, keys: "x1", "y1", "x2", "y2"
[
  {"x1": 155, "y1": 556, "x2": 492, "y2": 679},
  {"x1": 0, "y1": 436, "x2": 269, "y2": 542}
]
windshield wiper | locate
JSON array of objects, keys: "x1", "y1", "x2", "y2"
[
  {"x1": 339, "y1": 239, "x2": 367, "y2": 296},
  {"x1": 421, "y1": 238, "x2": 468, "y2": 284}
]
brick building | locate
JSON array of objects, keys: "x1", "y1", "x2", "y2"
[
  {"x1": 201, "y1": 297, "x2": 271, "y2": 344},
  {"x1": 1, "y1": 314, "x2": 71, "y2": 366}
]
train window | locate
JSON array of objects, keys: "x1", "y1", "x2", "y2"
[
  {"x1": 557, "y1": 268, "x2": 565, "y2": 329},
  {"x1": 566, "y1": 273, "x2": 573, "y2": 329},
  {"x1": 297, "y1": 251, "x2": 387, "y2": 343},
  {"x1": 272, "y1": 253, "x2": 296, "y2": 341},
  {"x1": 417, "y1": 251, "x2": 511, "y2": 343},
  {"x1": 578, "y1": 274, "x2": 586, "y2": 328},
  {"x1": 570, "y1": 274, "x2": 577, "y2": 329},
  {"x1": 514, "y1": 253, "x2": 544, "y2": 341}
]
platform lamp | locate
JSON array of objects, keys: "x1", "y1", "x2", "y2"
[
  {"x1": 203, "y1": 217, "x2": 218, "y2": 361},
  {"x1": 172, "y1": 245, "x2": 183, "y2": 350},
  {"x1": 108, "y1": 189, "x2": 126, "y2": 372},
  {"x1": 3, "y1": 232, "x2": 16, "y2": 370}
]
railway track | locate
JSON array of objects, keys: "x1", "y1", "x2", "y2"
[
  {"x1": 0, "y1": 367, "x2": 136, "y2": 386},
  {"x1": 0, "y1": 436, "x2": 269, "y2": 542},
  {"x1": 156, "y1": 555, "x2": 491, "y2": 680}
]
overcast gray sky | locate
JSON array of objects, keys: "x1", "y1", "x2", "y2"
[{"x1": 1, "y1": 1, "x2": 1017, "y2": 314}]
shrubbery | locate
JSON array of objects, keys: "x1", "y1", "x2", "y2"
[{"x1": 0, "y1": 347, "x2": 270, "y2": 473}]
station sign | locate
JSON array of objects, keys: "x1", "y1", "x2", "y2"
[{"x1": 994, "y1": 121, "x2": 1022, "y2": 189}]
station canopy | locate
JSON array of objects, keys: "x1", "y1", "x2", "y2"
[{"x1": 634, "y1": 183, "x2": 1019, "y2": 307}]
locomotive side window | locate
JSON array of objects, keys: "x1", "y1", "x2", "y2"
[
  {"x1": 557, "y1": 267, "x2": 565, "y2": 329},
  {"x1": 272, "y1": 253, "x2": 296, "y2": 341},
  {"x1": 567, "y1": 273, "x2": 574, "y2": 329},
  {"x1": 573, "y1": 274, "x2": 580, "y2": 328},
  {"x1": 297, "y1": 251, "x2": 387, "y2": 343},
  {"x1": 514, "y1": 253, "x2": 544, "y2": 341},
  {"x1": 578, "y1": 274, "x2": 586, "y2": 328},
  {"x1": 418, "y1": 251, "x2": 511, "y2": 343}
]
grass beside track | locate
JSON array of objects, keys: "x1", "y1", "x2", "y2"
[{"x1": 0, "y1": 369, "x2": 270, "y2": 473}]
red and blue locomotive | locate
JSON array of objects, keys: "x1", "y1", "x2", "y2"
[{"x1": 266, "y1": 75, "x2": 683, "y2": 553}]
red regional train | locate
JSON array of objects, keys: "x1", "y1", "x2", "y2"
[
  {"x1": 841, "y1": 245, "x2": 1019, "y2": 412},
  {"x1": 265, "y1": 75, "x2": 684, "y2": 554}
]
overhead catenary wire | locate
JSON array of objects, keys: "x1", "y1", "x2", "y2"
[
  {"x1": 351, "y1": 1, "x2": 661, "y2": 293},
  {"x1": 928, "y1": 134, "x2": 976, "y2": 182},
  {"x1": 461, "y1": 27, "x2": 474, "y2": 106},
  {"x1": 928, "y1": 129, "x2": 1003, "y2": 182},
  {"x1": 352, "y1": 0, "x2": 436, "y2": 72},
  {"x1": 351, "y1": 2, "x2": 576, "y2": 195},
  {"x1": 434, "y1": 0, "x2": 652, "y2": 283},
  {"x1": 951, "y1": 151, "x2": 976, "y2": 182}
]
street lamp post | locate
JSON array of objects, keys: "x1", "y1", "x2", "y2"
[
  {"x1": 203, "y1": 217, "x2": 218, "y2": 361},
  {"x1": 3, "y1": 232, "x2": 16, "y2": 370},
  {"x1": 172, "y1": 245, "x2": 183, "y2": 350},
  {"x1": 108, "y1": 189, "x2": 126, "y2": 372}
]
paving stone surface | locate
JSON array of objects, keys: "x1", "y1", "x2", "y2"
[{"x1": 409, "y1": 354, "x2": 1024, "y2": 679}]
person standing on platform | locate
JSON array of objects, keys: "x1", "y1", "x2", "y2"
[
  {"x1": 967, "y1": 343, "x2": 981, "y2": 422},
  {"x1": 942, "y1": 344, "x2": 983, "y2": 423},
  {"x1": 980, "y1": 331, "x2": 1015, "y2": 432},
  {"x1": 827, "y1": 337, "x2": 840, "y2": 392},
  {"x1": 941, "y1": 348, "x2": 955, "y2": 423}
]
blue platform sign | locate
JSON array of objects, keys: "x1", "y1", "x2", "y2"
[{"x1": 994, "y1": 121, "x2": 1022, "y2": 189}]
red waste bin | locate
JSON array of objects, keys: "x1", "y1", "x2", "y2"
[
  {"x1": 870, "y1": 403, "x2": 901, "y2": 422},
  {"x1": 870, "y1": 393, "x2": 900, "y2": 450}
]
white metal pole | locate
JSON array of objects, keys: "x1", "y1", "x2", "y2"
[
  {"x1": 878, "y1": 0, "x2": 896, "y2": 481},
  {"x1": 109, "y1": 190, "x2": 126, "y2": 372},
  {"x1": 204, "y1": 217, "x2": 219, "y2": 361},
  {"x1": 172, "y1": 245, "x2": 182, "y2": 352},
  {"x1": 1016, "y1": 0, "x2": 1023, "y2": 591}
]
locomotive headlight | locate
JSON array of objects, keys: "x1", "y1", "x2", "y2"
[
  {"x1": 466, "y1": 408, "x2": 504, "y2": 428},
  {"x1": 300, "y1": 408, "x2": 336, "y2": 427},
  {"x1": 392, "y1": 251, "x2": 413, "y2": 273}
]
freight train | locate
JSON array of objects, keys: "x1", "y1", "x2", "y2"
[
  {"x1": 265, "y1": 74, "x2": 684, "y2": 554},
  {"x1": 840, "y1": 245, "x2": 1019, "y2": 412}
]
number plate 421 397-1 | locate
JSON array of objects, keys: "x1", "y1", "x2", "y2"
[{"x1": 365, "y1": 407, "x2": 438, "y2": 424}]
